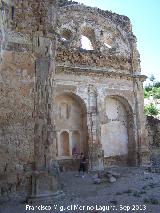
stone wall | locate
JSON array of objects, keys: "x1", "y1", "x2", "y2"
[
  {"x1": 101, "y1": 97, "x2": 129, "y2": 157},
  {"x1": 57, "y1": 3, "x2": 141, "y2": 73},
  {"x1": 56, "y1": 48, "x2": 132, "y2": 71},
  {"x1": 146, "y1": 116, "x2": 160, "y2": 166},
  {"x1": 0, "y1": 0, "x2": 59, "y2": 200},
  {"x1": 0, "y1": 50, "x2": 35, "y2": 198}
]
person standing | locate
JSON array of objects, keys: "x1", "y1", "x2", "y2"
[
  {"x1": 72, "y1": 147, "x2": 78, "y2": 159},
  {"x1": 78, "y1": 153, "x2": 86, "y2": 177}
]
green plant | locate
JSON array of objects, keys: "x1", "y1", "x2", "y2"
[
  {"x1": 145, "y1": 85, "x2": 152, "y2": 92},
  {"x1": 154, "y1": 93, "x2": 160, "y2": 99},
  {"x1": 153, "y1": 87, "x2": 160, "y2": 99},
  {"x1": 144, "y1": 90, "x2": 150, "y2": 98},
  {"x1": 144, "y1": 76, "x2": 160, "y2": 99},
  {"x1": 154, "y1": 81, "x2": 160, "y2": 88},
  {"x1": 144, "y1": 103, "x2": 159, "y2": 116}
]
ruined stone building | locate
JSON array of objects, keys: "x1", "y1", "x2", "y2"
[
  {"x1": 146, "y1": 116, "x2": 160, "y2": 168},
  {"x1": 0, "y1": 0, "x2": 149, "y2": 200}
]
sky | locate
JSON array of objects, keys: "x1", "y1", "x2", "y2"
[{"x1": 77, "y1": 0, "x2": 160, "y2": 83}]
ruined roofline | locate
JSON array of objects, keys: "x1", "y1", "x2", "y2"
[
  {"x1": 59, "y1": 0, "x2": 79, "y2": 7},
  {"x1": 59, "y1": 0, "x2": 132, "y2": 33}
]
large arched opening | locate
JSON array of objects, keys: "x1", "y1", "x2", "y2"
[
  {"x1": 55, "y1": 93, "x2": 88, "y2": 170},
  {"x1": 101, "y1": 95, "x2": 136, "y2": 166}
]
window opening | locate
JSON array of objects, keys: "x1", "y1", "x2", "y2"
[{"x1": 80, "y1": 35, "x2": 93, "y2": 50}]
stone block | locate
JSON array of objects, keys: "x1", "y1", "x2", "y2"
[
  {"x1": 93, "y1": 178, "x2": 101, "y2": 184},
  {"x1": 108, "y1": 176, "x2": 116, "y2": 183}
]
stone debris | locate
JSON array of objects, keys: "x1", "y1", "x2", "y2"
[
  {"x1": 108, "y1": 176, "x2": 117, "y2": 183},
  {"x1": 92, "y1": 170, "x2": 120, "y2": 184},
  {"x1": 93, "y1": 178, "x2": 102, "y2": 184},
  {"x1": 1, "y1": 168, "x2": 160, "y2": 212},
  {"x1": 105, "y1": 171, "x2": 121, "y2": 178}
]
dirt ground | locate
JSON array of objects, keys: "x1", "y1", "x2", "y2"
[{"x1": 0, "y1": 167, "x2": 160, "y2": 213}]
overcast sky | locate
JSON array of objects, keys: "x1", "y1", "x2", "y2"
[{"x1": 77, "y1": 0, "x2": 160, "y2": 82}]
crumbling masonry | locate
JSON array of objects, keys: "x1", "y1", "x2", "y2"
[{"x1": 0, "y1": 0, "x2": 149, "y2": 200}]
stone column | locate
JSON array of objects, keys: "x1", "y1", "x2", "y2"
[
  {"x1": 87, "y1": 85, "x2": 104, "y2": 171},
  {"x1": 134, "y1": 78, "x2": 150, "y2": 166},
  {"x1": 130, "y1": 36, "x2": 150, "y2": 166},
  {"x1": 28, "y1": 0, "x2": 63, "y2": 201}
]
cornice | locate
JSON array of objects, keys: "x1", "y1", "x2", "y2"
[{"x1": 56, "y1": 64, "x2": 147, "y2": 82}]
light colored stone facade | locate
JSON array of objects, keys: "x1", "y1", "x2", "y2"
[
  {"x1": 0, "y1": 0, "x2": 149, "y2": 200},
  {"x1": 55, "y1": 2, "x2": 149, "y2": 168}
]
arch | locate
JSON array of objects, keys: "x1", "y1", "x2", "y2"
[
  {"x1": 102, "y1": 31, "x2": 113, "y2": 49},
  {"x1": 55, "y1": 91, "x2": 87, "y2": 113},
  {"x1": 59, "y1": 5, "x2": 130, "y2": 42},
  {"x1": 58, "y1": 6, "x2": 131, "y2": 55},
  {"x1": 59, "y1": 129, "x2": 69, "y2": 134},
  {"x1": 101, "y1": 95, "x2": 136, "y2": 165},
  {"x1": 81, "y1": 26, "x2": 95, "y2": 40},
  {"x1": 55, "y1": 92, "x2": 88, "y2": 159},
  {"x1": 60, "y1": 28, "x2": 72, "y2": 41},
  {"x1": 105, "y1": 95, "x2": 134, "y2": 114},
  {"x1": 60, "y1": 131, "x2": 70, "y2": 156},
  {"x1": 80, "y1": 26, "x2": 95, "y2": 50}
]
